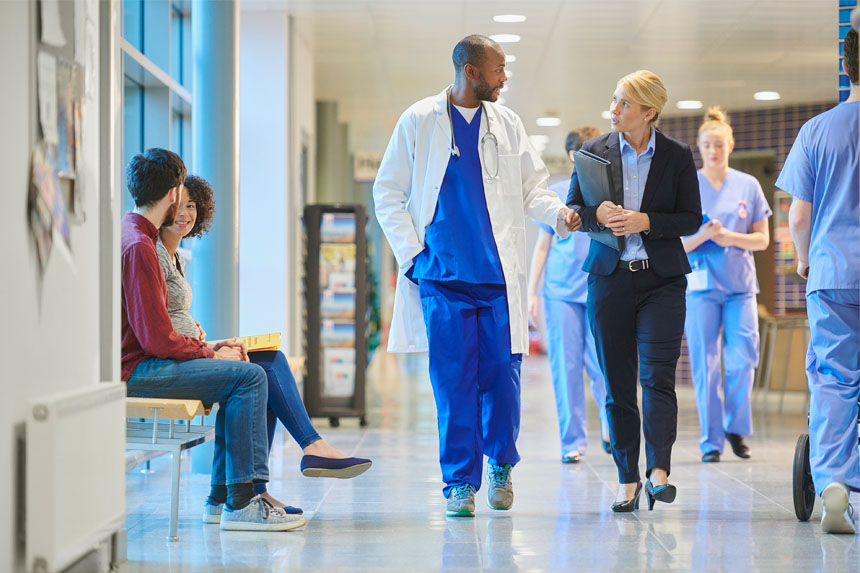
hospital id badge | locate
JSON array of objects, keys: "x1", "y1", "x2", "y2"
[{"x1": 688, "y1": 268, "x2": 709, "y2": 292}]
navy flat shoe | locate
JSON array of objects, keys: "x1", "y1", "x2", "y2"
[{"x1": 300, "y1": 455, "x2": 372, "y2": 479}]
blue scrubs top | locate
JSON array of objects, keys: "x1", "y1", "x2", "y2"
[
  {"x1": 687, "y1": 169, "x2": 772, "y2": 294},
  {"x1": 776, "y1": 101, "x2": 860, "y2": 294},
  {"x1": 538, "y1": 180, "x2": 590, "y2": 304},
  {"x1": 411, "y1": 106, "x2": 505, "y2": 285}
]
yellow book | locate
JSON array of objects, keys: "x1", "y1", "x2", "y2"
[{"x1": 212, "y1": 332, "x2": 281, "y2": 352}]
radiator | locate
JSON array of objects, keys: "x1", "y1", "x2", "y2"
[{"x1": 26, "y1": 383, "x2": 127, "y2": 573}]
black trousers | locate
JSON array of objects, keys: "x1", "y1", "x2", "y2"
[{"x1": 587, "y1": 267, "x2": 687, "y2": 484}]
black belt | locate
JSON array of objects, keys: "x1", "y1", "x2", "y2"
[{"x1": 617, "y1": 259, "x2": 650, "y2": 272}]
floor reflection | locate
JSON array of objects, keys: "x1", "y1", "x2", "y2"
[{"x1": 124, "y1": 350, "x2": 859, "y2": 571}]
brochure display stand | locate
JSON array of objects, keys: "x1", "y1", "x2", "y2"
[{"x1": 303, "y1": 205, "x2": 368, "y2": 427}]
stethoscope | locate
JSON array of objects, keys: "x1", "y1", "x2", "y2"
[{"x1": 446, "y1": 87, "x2": 500, "y2": 181}]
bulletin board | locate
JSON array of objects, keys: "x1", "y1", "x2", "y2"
[{"x1": 28, "y1": 0, "x2": 91, "y2": 274}]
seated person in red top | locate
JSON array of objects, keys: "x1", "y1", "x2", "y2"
[
  {"x1": 121, "y1": 148, "x2": 303, "y2": 532},
  {"x1": 156, "y1": 174, "x2": 371, "y2": 514}
]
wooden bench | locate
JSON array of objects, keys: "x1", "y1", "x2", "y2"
[{"x1": 126, "y1": 398, "x2": 216, "y2": 542}]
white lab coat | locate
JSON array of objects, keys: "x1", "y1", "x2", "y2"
[{"x1": 373, "y1": 87, "x2": 570, "y2": 354}]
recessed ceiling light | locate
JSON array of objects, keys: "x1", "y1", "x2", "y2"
[
  {"x1": 601, "y1": 110, "x2": 611, "y2": 119},
  {"x1": 494, "y1": 14, "x2": 527, "y2": 23},
  {"x1": 536, "y1": 117, "x2": 561, "y2": 127},
  {"x1": 500, "y1": 85, "x2": 509, "y2": 93},
  {"x1": 505, "y1": 70, "x2": 513, "y2": 78},
  {"x1": 490, "y1": 34, "x2": 520, "y2": 43},
  {"x1": 506, "y1": 55, "x2": 517, "y2": 63},
  {"x1": 754, "y1": 91, "x2": 780, "y2": 101},
  {"x1": 676, "y1": 100, "x2": 703, "y2": 110}
]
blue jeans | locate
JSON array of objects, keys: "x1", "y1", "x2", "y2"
[
  {"x1": 248, "y1": 351, "x2": 322, "y2": 495},
  {"x1": 127, "y1": 357, "x2": 270, "y2": 485}
]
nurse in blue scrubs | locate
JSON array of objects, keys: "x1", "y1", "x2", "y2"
[
  {"x1": 681, "y1": 108, "x2": 771, "y2": 464},
  {"x1": 528, "y1": 126, "x2": 610, "y2": 464},
  {"x1": 777, "y1": 28, "x2": 859, "y2": 535}
]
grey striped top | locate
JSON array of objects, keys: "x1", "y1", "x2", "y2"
[{"x1": 156, "y1": 241, "x2": 202, "y2": 340}]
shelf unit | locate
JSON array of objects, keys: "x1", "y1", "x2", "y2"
[{"x1": 302, "y1": 204, "x2": 368, "y2": 427}]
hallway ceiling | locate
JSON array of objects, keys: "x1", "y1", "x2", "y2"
[{"x1": 244, "y1": 0, "x2": 838, "y2": 153}]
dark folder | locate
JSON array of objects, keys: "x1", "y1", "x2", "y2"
[{"x1": 572, "y1": 149, "x2": 623, "y2": 251}]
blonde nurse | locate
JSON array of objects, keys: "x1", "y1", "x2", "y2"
[{"x1": 681, "y1": 108, "x2": 771, "y2": 463}]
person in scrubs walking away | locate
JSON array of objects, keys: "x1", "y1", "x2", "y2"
[
  {"x1": 681, "y1": 108, "x2": 772, "y2": 464},
  {"x1": 528, "y1": 126, "x2": 610, "y2": 464},
  {"x1": 373, "y1": 35, "x2": 580, "y2": 517},
  {"x1": 777, "y1": 28, "x2": 859, "y2": 535}
]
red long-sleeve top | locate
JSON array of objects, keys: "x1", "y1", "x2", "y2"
[{"x1": 121, "y1": 212, "x2": 214, "y2": 381}]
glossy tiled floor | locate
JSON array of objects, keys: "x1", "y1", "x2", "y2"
[{"x1": 125, "y1": 352, "x2": 860, "y2": 571}]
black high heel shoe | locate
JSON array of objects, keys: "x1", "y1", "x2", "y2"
[
  {"x1": 644, "y1": 479, "x2": 676, "y2": 511},
  {"x1": 611, "y1": 482, "x2": 642, "y2": 513}
]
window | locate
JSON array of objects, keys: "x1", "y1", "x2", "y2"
[{"x1": 120, "y1": 0, "x2": 192, "y2": 212}]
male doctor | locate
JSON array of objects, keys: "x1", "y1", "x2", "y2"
[{"x1": 373, "y1": 34, "x2": 580, "y2": 518}]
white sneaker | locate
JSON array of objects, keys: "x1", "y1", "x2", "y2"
[
  {"x1": 203, "y1": 502, "x2": 222, "y2": 524},
  {"x1": 820, "y1": 482, "x2": 856, "y2": 534},
  {"x1": 220, "y1": 495, "x2": 306, "y2": 531}
]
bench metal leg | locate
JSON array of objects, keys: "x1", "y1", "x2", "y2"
[
  {"x1": 168, "y1": 447, "x2": 181, "y2": 542},
  {"x1": 778, "y1": 327, "x2": 795, "y2": 414},
  {"x1": 758, "y1": 321, "x2": 776, "y2": 410}
]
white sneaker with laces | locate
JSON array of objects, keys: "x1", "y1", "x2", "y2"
[{"x1": 220, "y1": 495, "x2": 306, "y2": 531}]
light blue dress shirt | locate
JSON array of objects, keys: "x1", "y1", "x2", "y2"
[{"x1": 618, "y1": 128, "x2": 655, "y2": 261}]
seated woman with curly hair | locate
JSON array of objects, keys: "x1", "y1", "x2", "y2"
[{"x1": 157, "y1": 174, "x2": 371, "y2": 522}]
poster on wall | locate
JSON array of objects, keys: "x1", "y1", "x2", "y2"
[
  {"x1": 39, "y1": 0, "x2": 67, "y2": 48},
  {"x1": 56, "y1": 59, "x2": 76, "y2": 177},
  {"x1": 29, "y1": 145, "x2": 56, "y2": 270},
  {"x1": 37, "y1": 52, "x2": 59, "y2": 145}
]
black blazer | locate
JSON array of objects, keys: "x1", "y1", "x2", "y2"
[{"x1": 566, "y1": 130, "x2": 702, "y2": 278}]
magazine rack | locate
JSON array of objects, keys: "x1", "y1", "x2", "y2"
[{"x1": 303, "y1": 204, "x2": 368, "y2": 427}]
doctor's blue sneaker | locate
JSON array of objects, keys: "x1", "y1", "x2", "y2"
[
  {"x1": 821, "y1": 482, "x2": 856, "y2": 534},
  {"x1": 486, "y1": 463, "x2": 514, "y2": 510},
  {"x1": 220, "y1": 495, "x2": 306, "y2": 531},
  {"x1": 446, "y1": 485, "x2": 476, "y2": 517}
]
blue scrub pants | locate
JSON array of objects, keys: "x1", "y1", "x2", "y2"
[
  {"x1": 806, "y1": 288, "x2": 860, "y2": 495},
  {"x1": 684, "y1": 290, "x2": 758, "y2": 455},
  {"x1": 544, "y1": 298, "x2": 608, "y2": 456},
  {"x1": 419, "y1": 279, "x2": 523, "y2": 497}
]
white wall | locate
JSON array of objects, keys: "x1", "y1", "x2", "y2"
[
  {"x1": 239, "y1": 11, "x2": 289, "y2": 339},
  {"x1": 0, "y1": 1, "x2": 112, "y2": 571},
  {"x1": 288, "y1": 16, "x2": 316, "y2": 356},
  {"x1": 239, "y1": 12, "x2": 315, "y2": 357}
]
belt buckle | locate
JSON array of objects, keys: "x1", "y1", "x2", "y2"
[{"x1": 628, "y1": 260, "x2": 639, "y2": 272}]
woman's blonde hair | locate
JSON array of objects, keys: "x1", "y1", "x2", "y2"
[
  {"x1": 698, "y1": 106, "x2": 734, "y2": 143},
  {"x1": 617, "y1": 70, "x2": 667, "y2": 126}
]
